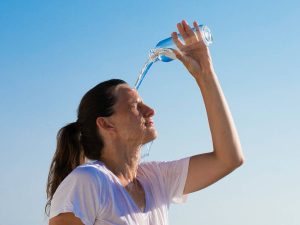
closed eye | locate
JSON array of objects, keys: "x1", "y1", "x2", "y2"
[{"x1": 130, "y1": 103, "x2": 140, "y2": 112}]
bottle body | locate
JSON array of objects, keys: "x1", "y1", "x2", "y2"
[{"x1": 151, "y1": 25, "x2": 213, "y2": 62}]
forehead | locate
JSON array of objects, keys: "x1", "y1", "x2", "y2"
[{"x1": 114, "y1": 84, "x2": 141, "y2": 103}]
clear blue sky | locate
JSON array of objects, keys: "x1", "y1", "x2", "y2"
[{"x1": 0, "y1": 0, "x2": 299, "y2": 224}]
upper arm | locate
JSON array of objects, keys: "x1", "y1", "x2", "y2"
[
  {"x1": 183, "y1": 152, "x2": 240, "y2": 194},
  {"x1": 49, "y1": 213, "x2": 84, "y2": 225}
]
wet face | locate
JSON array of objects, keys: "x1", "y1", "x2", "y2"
[{"x1": 109, "y1": 84, "x2": 157, "y2": 145}]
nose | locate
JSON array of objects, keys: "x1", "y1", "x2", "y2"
[{"x1": 141, "y1": 103, "x2": 155, "y2": 118}]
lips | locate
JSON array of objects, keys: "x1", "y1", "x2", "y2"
[{"x1": 144, "y1": 120, "x2": 154, "y2": 127}]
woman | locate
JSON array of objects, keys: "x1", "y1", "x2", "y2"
[{"x1": 47, "y1": 20, "x2": 244, "y2": 225}]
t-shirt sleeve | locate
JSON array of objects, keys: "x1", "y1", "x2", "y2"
[
  {"x1": 157, "y1": 157, "x2": 190, "y2": 204},
  {"x1": 49, "y1": 166, "x2": 102, "y2": 225}
]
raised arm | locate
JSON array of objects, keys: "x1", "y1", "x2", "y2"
[{"x1": 171, "y1": 20, "x2": 245, "y2": 194}]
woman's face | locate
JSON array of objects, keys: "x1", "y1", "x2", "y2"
[{"x1": 109, "y1": 84, "x2": 157, "y2": 145}]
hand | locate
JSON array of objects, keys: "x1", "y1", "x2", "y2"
[{"x1": 172, "y1": 20, "x2": 215, "y2": 79}]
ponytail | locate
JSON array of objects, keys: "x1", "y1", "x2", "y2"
[{"x1": 45, "y1": 122, "x2": 84, "y2": 215}]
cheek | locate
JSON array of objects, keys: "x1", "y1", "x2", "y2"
[
  {"x1": 129, "y1": 109, "x2": 144, "y2": 124},
  {"x1": 118, "y1": 115, "x2": 144, "y2": 131}
]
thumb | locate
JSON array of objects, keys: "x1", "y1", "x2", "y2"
[
  {"x1": 172, "y1": 49, "x2": 189, "y2": 67},
  {"x1": 172, "y1": 49, "x2": 183, "y2": 61}
]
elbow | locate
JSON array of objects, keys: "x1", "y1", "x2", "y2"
[
  {"x1": 224, "y1": 158, "x2": 244, "y2": 172},
  {"x1": 223, "y1": 153, "x2": 245, "y2": 170},
  {"x1": 231, "y1": 153, "x2": 245, "y2": 169},
  {"x1": 235, "y1": 156, "x2": 245, "y2": 167},
  {"x1": 215, "y1": 147, "x2": 245, "y2": 170}
]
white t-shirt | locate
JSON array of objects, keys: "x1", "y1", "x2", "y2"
[{"x1": 50, "y1": 157, "x2": 190, "y2": 225}]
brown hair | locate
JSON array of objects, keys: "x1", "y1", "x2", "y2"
[{"x1": 45, "y1": 79, "x2": 126, "y2": 215}]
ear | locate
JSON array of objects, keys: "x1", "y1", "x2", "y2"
[{"x1": 96, "y1": 117, "x2": 115, "y2": 133}]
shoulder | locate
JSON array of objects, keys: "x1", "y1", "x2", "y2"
[
  {"x1": 73, "y1": 161, "x2": 105, "y2": 177},
  {"x1": 50, "y1": 161, "x2": 109, "y2": 221},
  {"x1": 139, "y1": 157, "x2": 190, "y2": 174},
  {"x1": 137, "y1": 160, "x2": 169, "y2": 180},
  {"x1": 57, "y1": 161, "x2": 111, "y2": 192},
  {"x1": 138, "y1": 161, "x2": 160, "y2": 175}
]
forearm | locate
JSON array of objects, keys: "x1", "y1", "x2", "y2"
[{"x1": 195, "y1": 72, "x2": 244, "y2": 167}]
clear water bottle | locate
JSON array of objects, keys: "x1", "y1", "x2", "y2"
[{"x1": 150, "y1": 25, "x2": 213, "y2": 62}]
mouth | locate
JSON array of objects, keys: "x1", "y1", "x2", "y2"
[{"x1": 144, "y1": 120, "x2": 154, "y2": 127}]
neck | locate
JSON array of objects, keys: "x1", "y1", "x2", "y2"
[{"x1": 101, "y1": 142, "x2": 142, "y2": 186}]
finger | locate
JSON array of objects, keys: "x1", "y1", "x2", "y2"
[
  {"x1": 177, "y1": 22, "x2": 189, "y2": 41},
  {"x1": 171, "y1": 32, "x2": 184, "y2": 49},
  {"x1": 171, "y1": 48, "x2": 186, "y2": 64},
  {"x1": 172, "y1": 49, "x2": 191, "y2": 71},
  {"x1": 182, "y1": 20, "x2": 195, "y2": 37},
  {"x1": 193, "y1": 21, "x2": 202, "y2": 41},
  {"x1": 181, "y1": 20, "x2": 196, "y2": 44}
]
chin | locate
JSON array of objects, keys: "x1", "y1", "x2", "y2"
[{"x1": 142, "y1": 130, "x2": 158, "y2": 144}]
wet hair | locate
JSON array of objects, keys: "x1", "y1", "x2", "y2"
[{"x1": 45, "y1": 79, "x2": 126, "y2": 215}]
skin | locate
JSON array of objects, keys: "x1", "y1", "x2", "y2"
[{"x1": 50, "y1": 20, "x2": 244, "y2": 225}]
